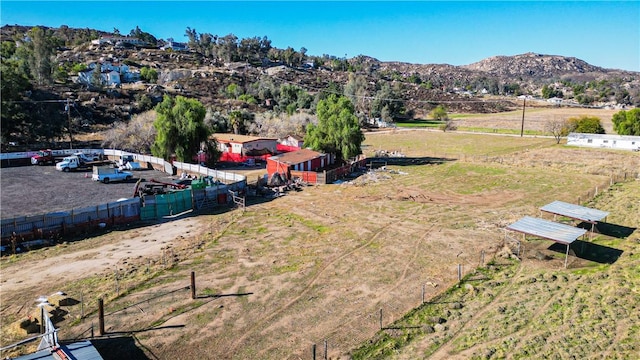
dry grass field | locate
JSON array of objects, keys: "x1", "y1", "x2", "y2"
[
  {"x1": 1, "y1": 111, "x2": 639, "y2": 359},
  {"x1": 451, "y1": 106, "x2": 619, "y2": 134}
]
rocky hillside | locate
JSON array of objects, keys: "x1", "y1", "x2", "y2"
[
  {"x1": 2, "y1": 25, "x2": 639, "y2": 147},
  {"x1": 465, "y1": 52, "x2": 607, "y2": 77}
]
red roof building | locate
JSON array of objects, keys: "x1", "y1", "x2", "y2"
[{"x1": 266, "y1": 149, "x2": 334, "y2": 179}]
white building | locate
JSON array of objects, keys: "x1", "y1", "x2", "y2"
[
  {"x1": 161, "y1": 40, "x2": 189, "y2": 51},
  {"x1": 567, "y1": 133, "x2": 640, "y2": 151},
  {"x1": 91, "y1": 36, "x2": 146, "y2": 46},
  {"x1": 76, "y1": 61, "x2": 137, "y2": 86}
]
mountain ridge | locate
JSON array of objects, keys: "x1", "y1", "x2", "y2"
[{"x1": 1, "y1": 24, "x2": 639, "y2": 147}]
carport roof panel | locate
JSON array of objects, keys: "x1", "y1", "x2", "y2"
[
  {"x1": 15, "y1": 341, "x2": 103, "y2": 360},
  {"x1": 507, "y1": 216, "x2": 587, "y2": 244},
  {"x1": 540, "y1": 200, "x2": 609, "y2": 223}
]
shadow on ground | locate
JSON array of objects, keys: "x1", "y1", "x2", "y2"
[
  {"x1": 593, "y1": 222, "x2": 637, "y2": 239},
  {"x1": 366, "y1": 157, "x2": 456, "y2": 167},
  {"x1": 91, "y1": 335, "x2": 151, "y2": 360},
  {"x1": 549, "y1": 240, "x2": 623, "y2": 264}
]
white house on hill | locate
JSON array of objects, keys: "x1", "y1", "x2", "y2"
[{"x1": 76, "y1": 61, "x2": 139, "y2": 86}]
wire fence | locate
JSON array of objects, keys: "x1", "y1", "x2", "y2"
[
  {"x1": 305, "y1": 167, "x2": 636, "y2": 358},
  {"x1": 303, "y1": 248, "x2": 495, "y2": 359}
]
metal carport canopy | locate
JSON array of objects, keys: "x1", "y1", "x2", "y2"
[
  {"x1": 506, "y1": 216, "x2": 587, "y2": 268},
  {"x1": 540, "y1": 200, "x2": 609, "y2": 224}
]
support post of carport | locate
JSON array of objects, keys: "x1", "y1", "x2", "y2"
[{"x1": 564, "y1": 243, "x2": 570, "y2": 269}]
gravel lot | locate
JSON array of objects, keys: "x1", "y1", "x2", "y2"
[{"x1": 0, "y1": 165, "x2": 177, "y2": 219}]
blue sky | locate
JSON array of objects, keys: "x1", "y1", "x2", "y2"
[{"x1": 2, "y1": 1, "x2": 639, "y2": 71}]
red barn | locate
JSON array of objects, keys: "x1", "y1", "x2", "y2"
[{"x1": 267, "y1": 149, "x2": 334, "y2": 181}]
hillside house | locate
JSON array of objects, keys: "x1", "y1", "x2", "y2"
[
  {"x1": 213, "y1": 133, "x2": 278, "y2": 162},
  {"x1": 161, "y1": 40, "x2": 189, "y2": 51},
  {"x1": 77, "y1": 68, "x2": 120, "y2": 86},
  {"x1": 567, "y1": 133, "x2": 640, "y2": 151},
  {"x1": 91, "y1": 36, "x2": 146, "y2": 46},
  {"x1": 76, "y1": 61, "x2": 138, "y2": 86}
]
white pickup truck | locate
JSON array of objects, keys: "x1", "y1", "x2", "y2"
[
  {"x1": 56, "y1": 153, "x2": 110, "y2": 172},
  {"x1": 92, "y1": 166, "x2": 133, "y2": 183}
]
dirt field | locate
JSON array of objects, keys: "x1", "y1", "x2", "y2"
[{"x1": 1, "y1": 129, "x2": 639, "y2": 359}]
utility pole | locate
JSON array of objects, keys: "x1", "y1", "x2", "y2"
[
  {"x1": 520, "y1": 98, "x2": 526, "y2": 137},
  {"x1": 66, "y1": 98, "x2": 73, "y2": 149}
]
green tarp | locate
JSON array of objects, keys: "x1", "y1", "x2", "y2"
[{"x1": 140, "y1": 189, "x2": 193, "y2": 220}]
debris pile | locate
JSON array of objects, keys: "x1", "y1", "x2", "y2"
[{"x1": 374, "y1": 149, "x2": 406, "y2": 158}]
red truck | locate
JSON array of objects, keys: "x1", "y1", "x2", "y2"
[{"x1": 30, "y1": 149, "x2": 62, "y2": 165}]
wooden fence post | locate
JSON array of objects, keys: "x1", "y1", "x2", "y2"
[
  {"x1": 191, "y1": 271, "x2": 196, "y2": 299},
  {"x1": 98, "y1": 298, "x2": 105, "y2": 335}
]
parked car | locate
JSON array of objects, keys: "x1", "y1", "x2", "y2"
[{"x1": 92, "y1": 166, "x2": 133, "y2": 183}]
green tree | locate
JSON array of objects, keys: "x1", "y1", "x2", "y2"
[
  {"x1": 612, "y1": 108, "x2": 640, "y2": 135},
  {"x1": 371, "y1": 83, "x2": 405, "y2": 122},
  {"x1": 218, "y1": 34, "x2": 239, "y2": 62},
  {"x1": 129, "y1": 26, "x2": 157, "y2": 46},
  {"x1": 71, "y1": 63, "x2": 87, "y2": 74},
  {"x1": 22, "y1": 26, "x2": 60, "y2": 85},
  {"x1": 305, "y1": 94, "x2": 364, "y2": 162},
  {"x1": 567, "y1": 115, "x2": 605, "y2": 134},
  {"x1": 344, "y1": 73, "x2": 368, "y2": 115},
  {"x1": 152, "y1": 95, "x2": 210, "y2": 162},
  {"x1": 229, "y1": 110, "x2": 242, "y2": 134},
  {"x1": 0, "y1": 56, "x2": 32, "y2": 143},
  {"x1": 541, "y1": 84, "x2": 563, "y2": 99},
  {"x1": 140, "y1": 66, "x2": 158, "y2": 83},
  {"x1": 431, "y1": 105, "x2": 448, "y2": 121},
  {"x1": 225, "y1": 83, "x2": 242, "y2": 99},
  {"x1": 282, "y1": 47, "x2": 296, "y2": 67}
]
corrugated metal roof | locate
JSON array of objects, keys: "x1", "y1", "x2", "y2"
[
  {"x1": 507, "y1": 216, "x2": 587, "y2": 244},
  {"x1": 15, "y1": 341, "x2": 103, "y2": 360},
  {"x1": 540, "y1": 200, "x2": 609, "y2": 223}
]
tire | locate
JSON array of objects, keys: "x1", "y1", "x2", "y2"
[
  {"x1": 125, "y1": 176, "x2": 132, "y2": 181},
  {"x1": 62, "y1": 167, "x2": 70, "y2": 172},
  {"x1": 38, "y1": 161, "x2": 44, "y2": 166},
  {"x1": 103, "y1": 178, "x2": 110, "y2": 184}
]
